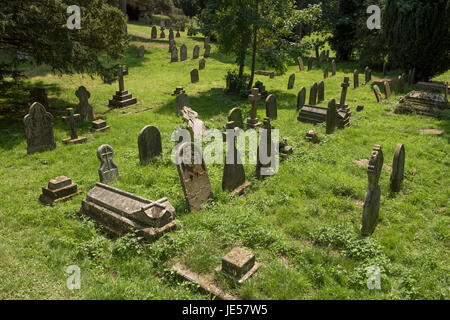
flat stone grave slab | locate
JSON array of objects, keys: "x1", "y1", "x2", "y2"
[{"x1": 39, "y1": 176, "x2": 81, "y2": 205}]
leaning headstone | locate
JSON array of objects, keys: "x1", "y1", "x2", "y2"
[
  {"x1": 287, "y1": 73, "x2": 295, "y2": 90},
  {"x1": 332, "y1": 60, "x2": 336, "y2": 76},
  {"x1": 326, "y1": 99, "x2": 336, "y2": 134},
  {"x1": 309, "y1": 82, "x2": 318, "y2": 105},
  {"x1": 138, "y1": 46, "x2": 145, "y2": 58},
  {"x1": 176, "y1": 142, "x2": 213, "y2": 211},
  {"x1": 151, "y1": 26, "x2": 157, "y2": 39},
  {"x1": 176, "y1": 92, "x2": 190, "y2": 116},
  {"x1": 384, "y1": 81, "x2": 391, "y2": 100},
  {"x1": 190, "y1": 69, "x2": 199, "y2": 83},
  {"x1": 97, "y1": 144, "x2": 120, "y2": 184},
  {"x1": 222, "y1": 129, "x2": 250, "y2": 195},
  {"x1": 308, "y1": 57, "x2": 313, "y2": 71},
  {"x1": 361, "y1": 145, "x2": 383, "y2": 236},
  {"x1": 62, "y1": 108, "x2": 87, "y2": 144},
  {"x1": 181, "y1": 106, "x2": 207, "y2": 137},
  {"x1": 265, "y1": 94, "x2": 277, "y2": 120},
  {"x1": 246, "y1": 88, "x2": 262, "y2": 128},
  {"x1": 171, "y1": 47, "x2": 179, "y2": 62},
  {"x1": 30, "y1": 88, "x2": 49, "y2": 109},
  {"x1": 373, "y1": 85, "x2": 383, "y2": 103},
  {"x1": 79, "y1": 182, "x2": 177, "y2": 240},
  {"x1": 297, "y1": 56, "x2": 304, "y2": 71},
  {"x1": 226, "y1": 108, "x2": 243, "y2": 130},
  {"x1": 75, "y1": 86, "x2": 94, "y2": 121},
  {"x1": 138, "y1": 126, "x2": 163, "y2": 165},
  {"x1": 193, "y1": 45, "x2": 200, "y2": 59},
  {"x1": 297, "y1": 87, "x2": 306, "y2": 110},
  {"x1": 23, "y1": 102, "x2": 56, "y2": 154},
  {"x1": 353, "y1": 70, "x2": 359, "y2": 88},
  {"x1": 390, "y1": 144, "x2": 405, "y2": 192},
  {"x1": 180, "y1": 44, "x2": 188, "y2": 61},
  {"x1": 39, "y1": 176, "x2": 81, "y2": 205},
  {"x1": 317, "y1": 81, "x2": 325, "y2": 103},
  {"x1": 199, "y1": 58, "x2": 206, "y2": 70},
  {"x1": 204, "y1": 45, "x2": 211, "y2": 58}
]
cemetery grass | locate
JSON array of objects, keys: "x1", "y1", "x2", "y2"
[{"x1": 0, "y1": 21, "x2": 449, "y2": 300}]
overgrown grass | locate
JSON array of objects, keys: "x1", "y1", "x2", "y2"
[{"x1": 0, "y1": 22, "x2": 449, "y2": 300}]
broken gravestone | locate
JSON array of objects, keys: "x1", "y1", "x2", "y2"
[
  {"x1": 390, "y1": 144, "x2": 405, "y2": 192},
  {"x1": 138, "y1": 125, "x2": 163, "y2": 165},
  {"x1": 23, "y1": 102, "x2": 56, "y2": 154},
  {"x1": 181, "y1": 106, "x2": 207, "y2": 138},
  {"x1": 97, "y1": 144, "x2": 120, "y2": 184}
]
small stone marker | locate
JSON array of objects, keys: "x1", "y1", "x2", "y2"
[
  {"x1": 138, "y1": 125, "x2": 163, "y2": 165},
  {"x1": 176, "y1": 92, "x2": 190, "y2": 116},
  {"x1": 297, "y1": 87, "x2": 306, "y2": 110},
  {"x1": 108, "y1": 67, "x2": 137, "y2": 108},
  {"x1": 265, "y1": 94, "x2": 277, "y2": 120},
  {"x1": 279, "y1": 137, "x2": 293, "y2": 159},
  {"x1": 171, "y1": 47, "x2": 178, "y2": 62},
  {"x1": 199, "y1": 58, "x2": 206, "y2": 70},
  {"x1": 326, "y1": 98, "x2": 336, "y2": 134},
  {"x1": 306, "y1": 130, "x2": 320, "y2": 144},
  {"x1": 23, "y1": 102, "x2": 56, "y2": 154},
  {"x1": 90, "y1": 119, "x2": 109, "y2": 132},
  {"x1": 308, "y1": 57, "x2": 313, "y2": 71},
  {"x1": 226, "y1": 108, "x2": 243, "y2": 130},
  {"x1": 361, "y1": 145, "x2": 383, "y2": 236},
  {"x1": 97, "y1": 144, "x2": 120, "y2": 184},
  {"x1": 151, "y1": 26, "x2": 157, "y2": 39},
  {"x1": 222, "y1": 129, "x2": 250, "y2": 195},
  {"x1": 180, "y1": 44, "x2": 187, "y2": 61},
  {"x1": 29, "y1": 88, "x2": 49, "y2": 109},
  {"x1": 246, "y1": 88, "x2": 262, "y2": 128},
  {"x1": 176, "y1": 142, "x2": 213, "y2": 211},
  {"x1": 204, "y1": 44, "x2": 211, "y2": 58},
  {"x1": 287, "y1": 73, "x2": 295, "y2": 90},
  {"x1": 297, "y1": 56, "x2": 304, "y2": 71},
  {"x1": 160, "y1": 29, "x2": 165, "y2": 38},
  {"x1": 138, "y1": 46, "x2": 145, "y2": 58},
  {"x1": 190, "y1": 69, "x2": 199, "y2": 83},
  {"x1": 390, "y1": 144, "x2": 405, "y2": 192},
  {"x1": 39, "y1": 176, "x2": 81, "y2": 205},
  {"x1": 193, "y1": 45, "x2": 199, "y2": 59},
  {"x1": 219, "y1": 247, "x2": 258, "y2": 284},
  {"x1": 62, "y1": 108, "x2": 87, "y2": 144},
  {"x1": 373, "y1": 85, "x2": 383, "y2": 103},
  {"x1": 75, "y1": 86, "x2": 94, "y2": 121},
  {"x1": 384, "y1": 81, "x2": 391, "y2": 99},
  {"x1": 317, "y1": 81, "x2": 325, "y2": 103},
  {"x1": 309, "y1": 82, "x2": 318, "y2": 105},
  {"x1": 332, "y1": 60, "x2": 336, "y2": 76},
  {"x1": 204, "y1": 36, "x2": 210, "y2": 48},
  {"x1": 354, "y1": 69, "x2": 359, "y2": 88},
  {"x1": 176, "y1": 30, "x2": 180, "y2": 38}
]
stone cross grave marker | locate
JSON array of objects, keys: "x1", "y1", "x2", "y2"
[
  {"x1": 309, "y1": 82, "x2": 318, "y2": 105},
  {"x1": 97, "y1": 144, "x2": 120, "y2": 184},
  {"x1": 326, "y1": 98, "x2": 336, "y2": 134},
  {"x1": 138, "y1": 125, "x2": 163, "y2": 165},
  {"x1": 339, "y1": 77, "x2": 350, "y2": 107},
  {"x1": 297, "y1": 87, "x2": 306, "y2": 110},
  {"x1": 384, "y1": 81, "x2": 391, "y2": 100},
  {"x1": 180, "y1": 44, "x2": 187, "y2": 61},
  {"x1": 318, "y1": 81, "x2": 325, "y2": 103},
  {"x1": 62, "y1": 108, "x2": 87, "y2": 144},
  {"x1": 190, "y1": 69, "x2": 199, "y2": 83},
  {"x1": 373, "y1": 85, "x2": 383, "y2": 103},
  {"x1": 23, "y1": 102, "x2": 56, "y2": 154},
  {"x1": 287, "y1": 73, "x2": 295, "y2": 90},
  {"x1": 176, "y1": 142, "x2": 213, "y2": 211},
  {"x1": 354, "y1": 70, "x2": 359, "y2": 88},
  {"x1": 75, "y1": 86, "x2": 94, "y2": 121},
  {"x1": 246, "y1": 88, "x2": 262, "y2": 128},
  {"x1": 390, "y1": 144, "x2": 405, "y2": 192},
  {"x1": 193, "y1": 45, "x2": 199, "y2": 59},
  {"x1": 265, "y1": 94, "x2": 277, "y2": 120},
  {"x1": 108, "y1": 66, "x2": 137, "y2": 108},
  {"x1": 361, "y1": 145, "x2": 383, "y2": 236}
]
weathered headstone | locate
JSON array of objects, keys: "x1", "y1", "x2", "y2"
[
  {"x1": 204, "y1": 45, "x2": 211, "y2": 58},
  {"x1": 222, "y1": 129, "x2": 250, "y2": 195},
  {"x1": 365, "y1": 66, "x2": 370, "y2": 84},
  {"x1": 169, "y1": 29, "x2": 174, "y2": 41},
  {"x1": 108, "y1": 67, "x2": 137, "y2": 108},
  {"x1": 297, "y1": 56, "x2": 304, "y2": 71},
  {"x1": 332, "y1": 60, "x2": 336, "y2": 76},
  {"x1": 176, "y1": 142, "x2": 213, "y2": 211},
  {"x1": 181, "y1": 106, "x2": 207, "y2": 137},
  {"x1": 180, "y1": 44, "x2": 188, "y2": 61},
  {"x1": 309, "y1": 82, "x2": 318, "y2": 105},
  {"x1": 62, "y1": 108, "x2": 87, "y2": 144},
  {"x1": 226, "y1": 108, "x2": 243, "y2": 130},
  {"x1": 326, "y1": 98, "x2": 336, "y2": 134},
  {"x1": 353, "y1": 69, "x2": 359, "y2": 88},
  {"x1": 317, "y1": 81, "x2": 325, "y2": 103},
  {"x1": 39, "y1": 176, "x2": 81, "y2": 205},
  {"x1": 199, "y1": 58, "x2": 206, "y2": 70},
  {"x1": 390, "y1": 144, "x2": 405, "y2": 192},
  {"x1": 160, "y1": 30, "x2": 165, "y2": 38},
  {"x1": 190, "y1": 69, "x2": 199, "y2": 83},
  {"x1": 97, "y1": 144, "x2": 120, "y2": 184},
  {"x1": 361, "y1": 145, "x2": 383, "y2": 236},
  {"x1": 90, "y1": 119, "x2": 109, "y2": 132},
  {"x1": 30, "y1": 88, "x2": 49, "y2": 109},
  {"x1": 169, "y1": 39, "x2": 176, "y2": 53},
  {"x1": 176, "y1": 92, "x2": 190, "y2": 116},
  {"x1": 256, "y1": 117, "x2": 277, "y2": 179},
  {"x1": 176, "y1": 30, "x2": 181, "y2": 38},
  {"x1": 219, "y1": 247, "x2": 258, "y2": 283},
  {"x1": 138, "y1": 46, "x2": 145, "y2": 58},
  {"x1": 265, "y1": 94, "x2": 277, "y2": 120},
  {"x1": 246, "y1": 88, "x2": 262, "y2": 128},
  {"x1": 373, "y1": 85, "x2": 383, "y2": 103},
  {"x1": 75, "y1": 86, "x2": 94, "y2": 121},
  {"x1": 384, "y1": 81, "x2": 391, "y2": 100},
  {"x1": 323, "y1": 67, "x2": 328, "y2": 79},
  {"x1": 171, "y1": 47, "x2": 179, "y2": 62},
  {"x1": 23, "y1": 102, "x2": 56, "y2": 154},
  {"x1": 193, "y1": 45, "x2": 200, "y2": 59},
  {"x1": 297, "y1": 87, "x2": 306, "y2": 110},
  {"x1": 138, "y1": 126, "x2": 163, "y2": 165},
  {"x1": 287, "y1": 73, "x2": 295, "y2": 90},
  {"x1": 151, "y1": 26, "x2": 157, "y2": 39},
  {"x1": 308, "y1": 57, "x2": 313, "y2": 71}
]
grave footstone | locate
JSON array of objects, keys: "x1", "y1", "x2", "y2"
[
  {"x1": 97, "y1": 144, "x2": 120, "y2": 184},
  {"x1": 199, "y1": 58, "x2": 206, "y2": 70},
  {"x1": 373, "y1": 85, "x2": 383, "y2": 103},
  {"x1": 354, "y1": 70, "x2": 359, "y2": 88},
  {"x1": 332, "y1": 60, "x2": 336, "y2": 76},
  {"x1": 361, "y1": 145, "x2": 383, "y2": 236},
  {"x1": 287, "y1": 73, "x2": 295, "y2": 90},
  {"x1": 108, "y1": 67, "x2": 137, "y2": 108},
  {"x1": 297, "y1": 56, "x2": 304, "y2": 71},
  {"x1": 326, "y1": 98, "x2": 336, "y2": 134},
  {"x1": 384, "y1": 81, "x2": 391, "y2": 100},
  {"x1": 171, "y1": 47, "x2": 179, "y2": 62},
  {"x1": 297, "y1": 87, "x2": 306, "y2": 110},
  {"x1": 62, "y1": 108, "x2": 87, "y2": 144},
  {"x1": 317, "y1": 81, "x2": 325, "y2": 103},
  {"x1": 309, "y1": 82, "x2": 318, "y2": 105},
  {"x1": 190, "y1": 69, "x2": 199, "y2": 83},
  {"x1": 180, "y1": 44, "x2": 188, "y2": 61},
  {"x1": 138, "y1": 126, "x2": 163, "y2": 165},
  {"x1": 23, "y1": 102, "x2": 56, "y2": 154},
  {"x1": 246, "y1": 88, "x2": 262, "y2": 128},
  {"x1": 265, "y1": 94, "x2": 277, "y2": 120},
  {"x1": 39, "y1": 176, "x2": 81, "y2": 205},
  {"x1": 222, "y1": 129, "x2": 250, "y2": 195},
  {"x1": 75, "y1": 86, "x2": 94, "y2": 121},
  {"x1": 193, "y1": 45, "x2": 199, "y2": 59},
  {"x1": 390, "y1": 144, "x2": 405, "y2": 192},
  {"x1": 176, "y1": 142, "x2": 213, "y2": 211}
]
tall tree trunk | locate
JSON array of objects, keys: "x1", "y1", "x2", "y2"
[
  {"x1": 119, "y1": 0, "x2": 127, "y2": 33},
  {"x1": 248, "y1": 0, "x2": 259, "y2": 90}
]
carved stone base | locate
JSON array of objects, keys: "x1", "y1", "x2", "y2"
[
  {"x1": 62, "y1": 136, "x2": 87, "y2": 144},
  {"x1": 39, "y1": 176, "x2": 82, "y2": 205},
  {"x1": 108, "y1": 90, "x2": 137, "y2": 108}
]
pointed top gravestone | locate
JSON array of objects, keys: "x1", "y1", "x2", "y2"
[
  {"x1": 199, "y1": 58, "x2": 206, "y2": 70},
  {"x1": 297, "y1": 87, "x2": 306, "y2": 110},
  {"x1": 180, "y1": 44, "x2": 188, "y2": 61},
  {"x1": 326, "y1": 99, "x2": 336, "y2": 134},
  {"x1": 97, "y1": 144, "x2": 120, "y2": 184},
  {"x1": 193, "y1": 45, "x2": 200, "y2": 59},
  {"x1": 265, "y1": 94, "x2": 277, "y2": 120},
  {"x1": 23, "y1": 102, "x2": 56, "y2": 154},
  {"x1": 390, "y1": 144, "x2": 405, "y2": 192},
  {"x1": 287, "y1": 73, "x2": 295, "y2": 90},
  {"x1": 309, "y1": 82, "x2": 318, "y2": 105},
  {"x1": 75, "y1": 86, "x2": 94, "y2": 121},
  {"x1": 138, "y1": 126, "x2": 163, "y2": 165},
  {"x1": 318, "y1": 81, "x2": 325, "y2": 103}
]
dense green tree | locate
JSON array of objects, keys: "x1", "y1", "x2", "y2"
[
  {"x1": 383, "y1": 0, "x2": 449, "y2": 81},
  {"x1": 0, "y1": 0, "x2": 127, "y2": 84}
]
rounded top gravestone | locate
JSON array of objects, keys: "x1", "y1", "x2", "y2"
[
  {"x1": 390, "y1": 144, "x2": 405, "y2": 192},
  {"x1": 138, "y1": 125, "x2": 163, "y2": 165}
]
